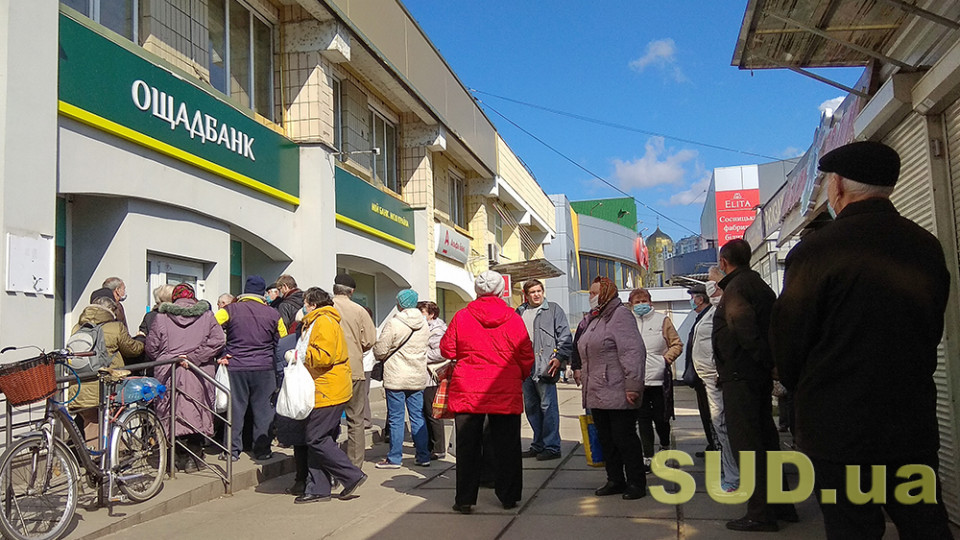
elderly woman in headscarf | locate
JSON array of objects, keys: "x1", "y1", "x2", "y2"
[
  {"x1": 440, "y1": 271, "x2": 534, "y2": 514},
  {"x1": 569, "y1": 277, "x2": 647, "y2": 500},
  {"x1": 146, "y1": 283, "x2": 226, "y2": 472}
]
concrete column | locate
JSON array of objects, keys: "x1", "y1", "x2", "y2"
[{"x1": 0, "y1": 1, "x2": 59, "y2": 350}]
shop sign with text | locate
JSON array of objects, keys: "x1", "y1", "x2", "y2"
[
  {"x1": 336, "y1": 168, "x2": 416, "y2": 251},
  {"x1": 58, "y1": 13, "x2": 299, "y2": 204},
  {"x1": 715, "y1": 189, "x2": 759, "y2": 247},
  {"x1": 434, "y1": 223, "x2": 470, "y2": 264}
]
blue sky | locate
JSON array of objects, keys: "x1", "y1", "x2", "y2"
[{"x1": 401, "y1": 1, "x2": 864, "y2": 241}]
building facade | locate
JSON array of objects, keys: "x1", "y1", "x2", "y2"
[{"x1": 0, "y1": 0, "x2": 555, "y2": 369}]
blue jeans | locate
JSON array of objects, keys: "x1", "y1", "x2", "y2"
[
  {"x1": 385, "y1": 389, "x2": 430, "y2": 465},
  {"x1": 522, "y1": 377, "x2": 561, "y2": 454}
]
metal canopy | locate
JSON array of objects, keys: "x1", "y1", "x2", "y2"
[
  {"x1": 732, "y1": 0, "x2": 936, "y2": 70},
  {"x1": 490, "y1": 258, "x2": 564, "y2": 282}
]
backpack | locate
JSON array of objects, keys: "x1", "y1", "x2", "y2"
[{"x1": 65, "y1": 322, "x2": 114, "y2": 379}]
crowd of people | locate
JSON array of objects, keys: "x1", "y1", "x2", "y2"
[{"x1": 63, "y1": 140, "x2": 954, "y2": 538}]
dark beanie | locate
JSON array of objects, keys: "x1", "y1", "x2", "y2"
[
  {"x1": 818, "y1": 141, "x2": 900, "y2": 187},
  {"x1": 244, "y1": 275, "x2": 266, "y2": 295},
  {"x1": 334, "y1": 273, "x2": 357, "y2": 289},
  {"x1": 90, "y1": 287, "x2": 114, "y2": 303}
]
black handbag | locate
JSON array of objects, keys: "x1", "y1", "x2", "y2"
[{"x1": 370, "y1": 328, "x2": 414, "y2": 381}]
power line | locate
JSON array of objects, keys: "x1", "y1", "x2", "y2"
[
  {"x1": 476, "y1": 98, "x2": 704, "y2": 240},
  {"x1": 471, "y1": 88, "x2": 800, "y2": 164}
]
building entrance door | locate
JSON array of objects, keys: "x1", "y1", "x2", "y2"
[{"x1": 147, "y1": 255, "x2": 206, "y2": 311}]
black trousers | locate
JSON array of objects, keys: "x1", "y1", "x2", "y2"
[
  {"x1": 637, "y1": 386, "x2": 671, "y2": 457},
  {"x1": 421, "y1": 385, "x2": 446, "y2": 454},
  {"x1": 722, "y1": 378, "x2": 795, "y2": 522},
  {"x1": 455, "y1": 413, "x2": 521, "y2": 506},
  {"x1": 592, "y1": 408, "x2": 646, "y2": 488},
  {"x1": 777, "y1": 391, "x2": 794, "y2": 433},
  {"x1": 303, "y1": 404, "x2": 364, "y2": 497},
  {"x1": 693, "y1": 379, "x2": 718, "y2": 450},
  {"x1": 811, "y1": 455, "x2": 953, "y2": 540},
  {"x1": 228, "y1": 370, "x2": 277, "y2": 458}
]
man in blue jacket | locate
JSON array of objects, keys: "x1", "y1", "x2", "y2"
[
  {"x1": 516, "y1": 279, "x2": 572, "y2": 461},
  {"x1": 216, "y1": 275, "x2": 287, "y2": 461}
]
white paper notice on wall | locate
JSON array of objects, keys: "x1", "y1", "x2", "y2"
[{"x1": 6, "y1": 233, "x2": 54, "y2": 295}]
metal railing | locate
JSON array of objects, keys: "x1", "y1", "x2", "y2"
[{"x1": 0, "y1": 356, "x2": 234, "y2": 495}]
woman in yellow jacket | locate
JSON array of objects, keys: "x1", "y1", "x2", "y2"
[{"x1": 292, "y1": 287, "x2": 367, "y2": 503}]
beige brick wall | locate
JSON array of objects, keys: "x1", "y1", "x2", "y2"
[
  {"x1": 141, "y1": 0, "x2": 211, "y2": 81},
  {"x1": 496, "y1": 135, "x2": 555, "y2": 231}
]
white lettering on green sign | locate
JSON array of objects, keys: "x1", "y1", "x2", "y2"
[
  {"x1": 370, "y1": 202, "x2": 410, "y2": 228},
  {"x1": 131, "y1": 79, "x2": 256, "y2": 161}
]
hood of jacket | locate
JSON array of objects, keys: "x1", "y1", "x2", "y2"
[
  {"x1": 394, "y1": 307, "x2": 426, "y2": 331},
  {"x1": 157, "y1": 298, "x2": 212, "y2": 328},
  {"x1": 302, "y1": 305, "x2": 341, "y2": 328},
  {"x1": 79, "y1": 305, "x2": 116, "y2": 325},
  {"x1": 427, "y1": 317, "x2": 447, "y2": 333},
  {"x1": 466, "y1": 296, "x2": 515, "y2": 328}
]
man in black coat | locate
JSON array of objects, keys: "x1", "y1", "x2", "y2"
[
  {"x1": 771, "y1": 141, "x2": 952, "y2": 539},
  {"x1": 713, "y1": 238, "x2": 797, "y2": 532}
]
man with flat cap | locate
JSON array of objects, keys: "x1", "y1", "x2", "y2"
[
  {"x1": 771, "y1": 141, "x2": 953, "y2": 539},
  {"x1": 332, "y1": 274, "x2": 378, "y2": 468}
]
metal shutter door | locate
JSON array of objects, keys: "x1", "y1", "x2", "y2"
[{"x1": 885, "y1": 114, "x2": 960, "y2": 524}]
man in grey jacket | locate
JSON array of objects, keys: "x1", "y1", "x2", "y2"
[{"x1": 516, "y1": 279, "x2": 572, "y2": 461}]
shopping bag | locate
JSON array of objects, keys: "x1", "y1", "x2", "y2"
[
  {"x1": 431, "y1": 378, "x2": 455, "y2": 419},
  {"x1": 276, "y1": 351, "x2": 315, "y2": 420},
  {"x1": 215, "y1": 364, "x2": 230, "y2": 413},
  {"x1": 579, "y1": 413, "x2": 605, "y2": 467}
]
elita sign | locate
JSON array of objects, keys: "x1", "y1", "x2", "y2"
[{"x1": 434, "y1": 223, "x2": 470, "y2": 264}]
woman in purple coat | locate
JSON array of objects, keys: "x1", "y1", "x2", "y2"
[
  {"x1": 570, "y1": 277, "x2": 647, "y2": 500},
  {"x1": 146, "y1": 283, "x2": 226, "y2": 472}
]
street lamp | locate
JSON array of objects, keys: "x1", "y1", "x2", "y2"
[{"x1": 588, "y1": 201, "x2": 603, "y2": 216}]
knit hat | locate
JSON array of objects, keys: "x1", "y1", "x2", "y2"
[
  {"x1": 397, "y1": 289, "x2": 419, "y2": 310},
  {"x1": 334, "y1": 273, "x2": 357, "y2": 289},
  {"x1": 818, "y1": 141, "x2": 900, "y2": 187},
  {"x1": 90, "y1": 287, "x2": 114, "y2": 303},
  {"x1": 244, "y1": 275, "x2": 266, "y2": 295},
  {"x1": 172, "y1": 283, "x2": 196, "y2": 301},
  {"x1": 475, "y1": 270, "x2": 505, "y2": 297}
]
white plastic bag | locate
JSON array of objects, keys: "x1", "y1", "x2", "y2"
[
  {"x1": 215, "y1": 364, "x2": 230, "y2": 413},
  {"x1": 276, "y1": 350, "x2": 315, "y2": 420}
]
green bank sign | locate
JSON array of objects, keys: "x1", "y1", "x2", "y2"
[
  {"x1": 58, "y1": 13, "x2": 299, "y2": 204},
  {"x1": 335, "y1": 168, "x2": 416, "y2": 251}
]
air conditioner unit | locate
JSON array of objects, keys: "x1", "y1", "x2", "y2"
[{"x1": 486, "y1": 243, "x2": 500, "y2": 265}]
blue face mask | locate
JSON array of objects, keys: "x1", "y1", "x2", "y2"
[
  {"x1": 689, "y1": 298, "x2": 698, "y2": 309},
  {"x1": 633, "y1": 304, "x2": 652, "y2": 317}
]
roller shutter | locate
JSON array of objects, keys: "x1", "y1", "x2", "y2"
[{"x1": 885, "y1": 113, "x2": 959, "y2": 524}]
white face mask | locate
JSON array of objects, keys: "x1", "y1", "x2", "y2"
[
  {"x1": 704, "y1": 281, "x2": 718, "y2": 297},
  {"x1": 709, "y1": 295, "x2": 721, "y2": 307},
  {"x1": 588, "y1": 295, "x2": 600, "y2": 310}
]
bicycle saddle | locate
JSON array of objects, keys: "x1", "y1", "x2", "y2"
[{"x1": 97, "y1": 367, "x2": 131, "y2": 382}]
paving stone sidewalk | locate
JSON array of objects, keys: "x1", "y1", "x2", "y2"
[{"x1": 102, "y1": 384, "x2": 952, "y2": 539}]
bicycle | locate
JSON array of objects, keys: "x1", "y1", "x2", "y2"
[{"x1": 0, "y1": 347, "x2": 169, "y2": 540}]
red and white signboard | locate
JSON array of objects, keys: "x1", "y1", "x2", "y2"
[
  {"x1": 715, "y1": 189, "x2": 759, "y2": 247},
  {"x1": 501, "y1": 274, "x2": 512, "y2": 299},
  {"x1": 434, "y1": 223, "x2": 470, "y2": 264}
]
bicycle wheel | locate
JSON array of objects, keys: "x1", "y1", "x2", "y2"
[
  {"x1": 110, "y1": 407, "x2": 167, "y2": 502},
  {"x1": 0, "y1": 435, "x2": 79, "y2": 540}
]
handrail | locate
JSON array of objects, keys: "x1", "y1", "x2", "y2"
[{"x1": 0, "y1": 356, "x2": 234, "y2": 495}]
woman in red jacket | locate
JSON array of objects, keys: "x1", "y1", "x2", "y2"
[{"x1": 440, "y1": 271, "x2": 534, "y2": 514}]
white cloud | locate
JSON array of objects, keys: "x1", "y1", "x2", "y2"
[
  {"x1": 630, "y1": 39, "x2": 686, "y2": 82},
  {"x1": 666, "y1": 172, "x2": 711, "y2": 206},
  {"x1": 819, "y1": 96, "x2": 844, "y2": 116},
  {"x1": 612, "y1": 137, "x2": 697, "y2": 190},
  {"x1": 780, "y1": 146, "x2": 805, "y2": 159}
]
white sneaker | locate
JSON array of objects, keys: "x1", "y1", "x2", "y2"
[{"x1": 375, "y1": 460, "x2": 401, "y2": 469}]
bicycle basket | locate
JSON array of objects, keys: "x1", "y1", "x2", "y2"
[{"x1": 0, "y1": 354, "x2": 57, "y2": 406}]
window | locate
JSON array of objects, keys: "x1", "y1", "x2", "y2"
[
  {"x1": 370, "y1": 111, "x2": 398, "y2": 193},
  {"x1": 579, "y1": 253, "x2": 641, "y2": 291},
  {"x1": 332, "y1": 79, "x2": 342, "y2": 151},
  {"x1": 449, "y1": 172, "x2": 465, "y2": 227},
  {"x1": 62, "y1": 0, "x2": 138, "y2": 42},
  {"x1": 208, "y1": 0, "x2": 273, "y2": 120}
]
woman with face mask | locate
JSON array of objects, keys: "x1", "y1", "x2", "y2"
[
  {"x1": 628, "y1": 288, "x2": 683, "y2": 471},
  {"x1": 569, "y1": 277, "x2": 648, "y2": 500}
]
